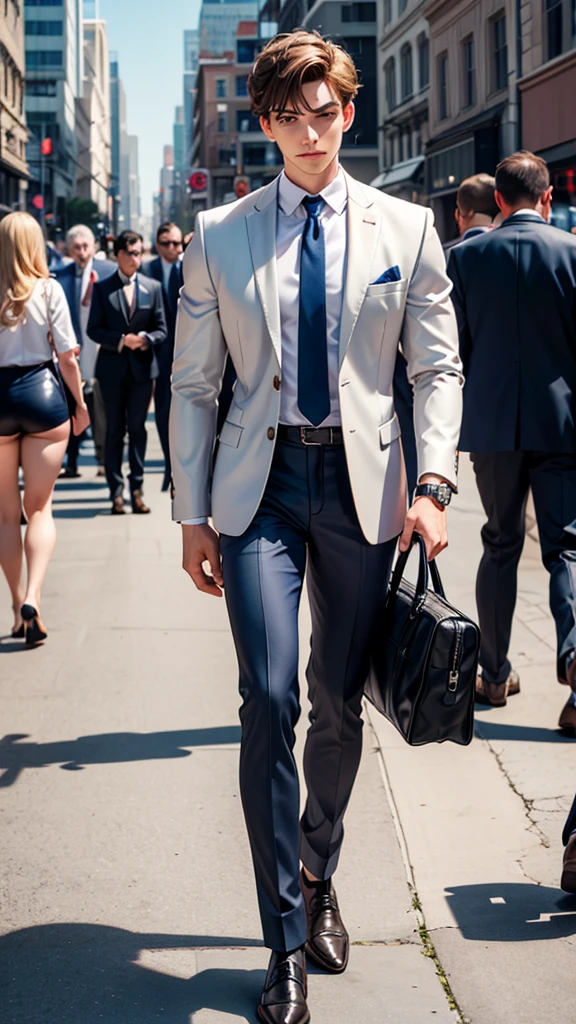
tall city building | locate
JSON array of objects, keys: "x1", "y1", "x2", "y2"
[
  {"x1": 109, "y1": 53, "x2": 126, "y2": 232},
  {"x1": 198, "y1": 0, "x2": 259, "y2": 57},
  {"x1": 25, "y1": 0, "x2": 83, "y2": 228},
  {"x1": 183, "y1": 28, "x2": 200, "y2": 158},
  {"x1": 76, "y1": 15, "x2": 111, "y2": 216},
  {"x1": 0, "y1": 0, "x2": 29, "y2": 214}
]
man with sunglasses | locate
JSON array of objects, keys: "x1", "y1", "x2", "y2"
[
  {"x1": 143, "y1": 222, "x2": 184, "y2": 491},
  {"x1": 88, "y1": 230, "x2": 167, "y2": 515}
]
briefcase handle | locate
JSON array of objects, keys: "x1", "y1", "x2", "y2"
[{"x1": 387, "y1": 533, "x2": 446, "y2": 615}]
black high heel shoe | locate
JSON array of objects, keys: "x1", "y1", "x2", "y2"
[
  {"x1": 21, "y1": 604, "x2": 48, "y2": 646},
  {"x1": 11, "y1": 623, "x2": 25, "y2": 639}
]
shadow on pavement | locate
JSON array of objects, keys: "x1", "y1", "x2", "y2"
[
  {"x1": 0, "y1": 727, "x2": 242, "y2": 787},
  {"x1": 474, "y1": 720, "x2": 574, "y2": 744},
  {"x1": 0, "y1": 922, "x2": 264, "y2": 1024},
  {"x1": 445, "y1": 883, "x2": 576, "y2": 941},
  {"x1": 52, "y1": 507, "x2": 108, "y2": 519}
]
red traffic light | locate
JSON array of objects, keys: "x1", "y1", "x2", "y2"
[
  {"x1": 32, "y1": 194, "x2": 45, "y2": 210},
  {"x1": 40, "y1": 137, "x2": 52, "y2": 156},
  {"x1": 189, "y1": 171, "x2": 208, "y2": 192}
]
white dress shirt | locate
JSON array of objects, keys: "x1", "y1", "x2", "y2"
[
  {"x1": 277, "y1": 167, "x2": 347, "y2": 427},
  {"x1": 76, "y1": 257, "x2": 100, "y2": 380},
  {"x1": 0, "y1": 277, "x2": 77, "y2": 367},
  {"x1": 181, "y1": 167, "x2": 348, "y2": 525}
]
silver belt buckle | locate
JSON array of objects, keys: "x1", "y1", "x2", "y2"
[{"x1": 300, "y1": 427, "x2": 322, "y2": 445}]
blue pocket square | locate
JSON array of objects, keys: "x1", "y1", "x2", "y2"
[{"x1": 372, "y1": 265, "x2": 402, "y2": 285}]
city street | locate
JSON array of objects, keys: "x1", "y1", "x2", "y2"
[{"x1": 1, "y1": 425, "x2": 575, "y2": 1024}]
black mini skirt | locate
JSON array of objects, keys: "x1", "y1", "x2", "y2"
[{"x1": 0, "y1": 361, "x2": 69, "y2": 436}]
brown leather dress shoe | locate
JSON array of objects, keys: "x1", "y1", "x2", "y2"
[
  {"x1": 558, "y1": 695, "x2": 576, "y2": 736},
  {"x1": 561, "y1": 833, "x2": 576, "y2": 892},
  {"x1": 257, "y1": 948, "x2": 309, "y2": 1024},
  {"x1": 111, "y1": 497, "x2": 125, "y2": 515},
  {"x1": 475, "y1": 670, "x2": 520, "y2": 707},
  {"x1": 301, "y1": 869, "x2": 349, "y2": 973},
  {"x1": 131, "y1": 490, "x2": 150, "y2": 514}
]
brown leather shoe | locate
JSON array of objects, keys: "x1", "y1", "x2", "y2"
[
  {"x1": 131, "y1": 490, "x2": 150, "y2": 514},
  {"x1": 475, "y1": 670, "x2": 520, "y2": 707},
  {"x1": 300, "y1": 869, "x2": 349, "y2": 973},
  {"x1": 561, "y1": 833, "x2": 576, "y2": 892},
  {"x1": 558, "y1": 695, "x2": 576, "y2": 736},
  {"x1": 111, "y1": 497, "x2": 125, "y2": 515},
  {"x1": 257, "y1": 948, "x2": 309, "y2": 1024}
]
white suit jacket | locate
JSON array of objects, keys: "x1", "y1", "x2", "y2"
[{"x1": 170, "y1": 171, "x2": 463, "y2": 544}]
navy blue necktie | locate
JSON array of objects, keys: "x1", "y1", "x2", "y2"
[
  {"x1": 298, "y1": 195, "x2": 330, "y2": 426},
  {"x1": 168, "y1": 262, "x2": 180, "y2": 315}
]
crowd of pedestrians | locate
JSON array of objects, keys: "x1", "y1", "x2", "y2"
[{"x1": 0, "y1": 29, "x2": 575, "y2": 1016}]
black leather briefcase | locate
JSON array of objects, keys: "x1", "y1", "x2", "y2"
[{"x1": 365, "y1": 534, "x2": 480, "y2": 746}]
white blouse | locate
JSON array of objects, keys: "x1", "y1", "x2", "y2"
[{"x1": 0, "y1": 277, "x2": 77, "y2": 368}]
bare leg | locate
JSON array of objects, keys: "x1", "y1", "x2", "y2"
[
  {"x1": 0, "y1": 433, "x2": 25, "y2": 632},
  {"x1": 20, "y1": 423, "x2": 69, "y2": 614}
]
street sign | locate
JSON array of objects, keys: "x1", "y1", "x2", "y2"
[
  {"x1": 189, "y1": 169, "x2": 209, "y2": 199},
  {"x1": 234, "y1": 176, "x2": 250, "y2": 199},
  {"x1": 32, "y1": 194, "x2": 44, "y2": 210}
]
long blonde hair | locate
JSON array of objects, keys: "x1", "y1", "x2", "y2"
[{"x1": 0, "y1": 212, "x2": 49, "y2": 329}]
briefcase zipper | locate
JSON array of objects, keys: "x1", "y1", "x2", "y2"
[{"x1": 448, "y1": 623, "x2": 463, "y2": 692}]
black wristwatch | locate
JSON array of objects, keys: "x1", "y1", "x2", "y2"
[{"x1": 413, "y1": 482, "x2": 453, "y2": 509}]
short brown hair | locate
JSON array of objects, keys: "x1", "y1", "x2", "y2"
[
  {"x1": 457, "y1": 174, "x2": 499, "y2": 219},
  {"x1": 156, "y1": 221, "x2": 182, "y2": 244},
  {"x1": 249, "y1": 30, "x2": 360, "y2": 119},
  {"x1": 495, "y1": 151, "x2": 550, "y2": 205}
]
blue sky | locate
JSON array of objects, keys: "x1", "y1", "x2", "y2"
[{"x1": 98, "y1": 0, "x2": 201, "y2": 216}]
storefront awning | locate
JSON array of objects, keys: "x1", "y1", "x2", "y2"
[{"x1": 370, "y1": 156, "x2": 424, "y2": 190}]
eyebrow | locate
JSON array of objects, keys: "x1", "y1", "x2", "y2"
[{"x1": 275, "y1": 101, "x2": 340, "y2": 117}]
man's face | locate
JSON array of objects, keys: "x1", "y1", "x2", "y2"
[
  {"x1": 117, "y1": 242, "x2": 143, "y2": 277},
  {"x1": 260, "y1": 79, "x2": 355, "y2": 184},
  {"x1": 69, "y1": 235, "x2": 95, "y2": 270},
  {"x1": 157, "y1": 226, "x2": 183, "y2": 264}
]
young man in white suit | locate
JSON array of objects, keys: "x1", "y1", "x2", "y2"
[{"x1": 170, "y1": 31, "x2": 463, "y2": 1024}]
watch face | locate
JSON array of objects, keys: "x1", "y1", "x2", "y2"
[{"x1": 437, "y1": 484, "x2": 451, "y2": 505}]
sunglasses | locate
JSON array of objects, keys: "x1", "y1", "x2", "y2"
[
  {"x1": 126, "y1": 249, "x2": 143, "y2": 257},
  {"x1": 158, "y1": 239, "x2": 183, "y2": 248}
]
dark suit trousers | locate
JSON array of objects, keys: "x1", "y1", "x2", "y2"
[
  {"x1": 220, "y1": 440, "x2": 397, "y2": 951},
  {"x1": 472, "y1": 451, "x2": 576, "y2": 683},
  {"x1": 99, "y1": 371, "x2": 152, "y2": 499},
  {"x1": 154, "y1": 367, "x2": 171, "y2": 480}
]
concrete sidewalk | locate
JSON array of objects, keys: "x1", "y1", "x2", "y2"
[{"x1": 0, "y1": 429, "x2": 453, "y2": 1024}]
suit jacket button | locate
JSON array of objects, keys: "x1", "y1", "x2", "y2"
[
  {"x1": 273, "y1": 375, "x2": 281, "y2": 391},
  {"x1": 267, "y1": 427, "x2": 275, "y2": 440}
]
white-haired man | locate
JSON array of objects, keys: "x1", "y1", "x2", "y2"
[{"x1": 53, "y1": 225, "x2": 116, "y2": 477}]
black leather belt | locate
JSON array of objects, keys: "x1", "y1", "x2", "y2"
[{"x1": 277, "y1": 425, "x2": 344, "y2": 446}]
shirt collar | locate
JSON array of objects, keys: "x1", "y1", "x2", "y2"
[
  {"x1": 512, "y1": 208, "x2": 545, "y2": 220},
  {"x1": 118, "y1": 268, "x2": 137, "y2": 285},
  {"x1": 278, "y1": 166, "x2": 347, "y2": 217}
]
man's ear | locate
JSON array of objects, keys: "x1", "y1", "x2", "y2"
[
  {"x1": 260, "y1": 115, "x2": 275, "y2": 142},
  {"x1": 494, "y1": 190, "x2": 505, "y2": 213},
  {"x1": 342, "y1": 101, "x2": 355, "y2": 133}
]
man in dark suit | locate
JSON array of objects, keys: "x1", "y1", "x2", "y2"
[
  {"x1": 54, "y1": 225, "x2": 116, "y2": 477},
  {"x1": 448, "y1": 151, "x2": 576, "y2": 733},
  {"x1": 443, "y1": 173, "x2": 499, "y2": 258},
  {"x1": 142, "y1": 222, "x2": 184, "y2": 491},
  {"x1": 87, "y1": 230, "x2": 167, "y2": 515}
]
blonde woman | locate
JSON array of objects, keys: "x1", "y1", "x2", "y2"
[{"x1": 0, "y1": 213, "x2": 89, "y2": 645}]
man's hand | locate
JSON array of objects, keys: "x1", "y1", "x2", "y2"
[
  {"x1": 182, "y1": 523, "x2": 223, "y2": 597},
  {"x1": 123, "y1": 333, "x2": 146, "y2": 350},
  {"x1": 399, "y1": 498, "x2": 448, "y2": 561}
]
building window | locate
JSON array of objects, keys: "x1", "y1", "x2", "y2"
[
  {"x1": 25, "y1": 50, "x2": 63, "y2": 67},
  {"x1": 545, "y1": 0, "x2": 575, "y2": 59},
  {"x1": 218, "y1": 146, "x2": 237, "y2": 165},
  {"x1": 25, "y1": 20, "x2": 63, "y2": 33},
  {"x1": 492, "y1": 14, "x2": 508, "y2": 92},
  {"x1": 438, "y1": 53, "x2": 448, "y2": 120},
  {"x1": 406, "y1": 125, "x2": 413, "y2": 159},
  {"x1": 398, "y1": 0, "x2": 407, "y2": 13},
  {"x1": 237, "y1": 39, "x2": 260, "y2": 64},
  {"x1": 341, "y1": 2, "x2": 376, "y2": 20},
  {"x1": 383, "y1": 0, "x2": 392, "y2": 26},
  {"x1": 236, "y1": 109, "x2": 260, "y2": 132},
  {"x1": 215, "y1": 78, "x2": 227, "y2": 99},
  {"x1": 418, "y1": 35, "x2": 429, "y2": 89},
  {"x1": 24, "y1": 0, "x2": 63, "y2": 5},
  {"x1": 26, "y1": 80, "x2": 58, "y2": 96},
  {"x1": 462, "y1": 36, "x2": 476, "y2": 108},
  {"x1": 400, "y1": 42, "x2": 413, "y2": 101},
  {"x1": 217, "y1": 111, "x2": 227, "y2": 132},
  {"x1": 385, "y1": 57, "x2": 396, "y2": 111},
  {"x1": 236, "y1": 74, "x2": 249, "y2": 96}
]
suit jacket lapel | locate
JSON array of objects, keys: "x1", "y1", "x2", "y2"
[
  {"x1": 339, "y1": 173, "x2": 381, "y2": 365},
  {"x1": 109, "y1": 274, "x2": 129, "y2": 324},
  {"x1": 246, "y1": 178, "x2": 282, "y2": 364}
]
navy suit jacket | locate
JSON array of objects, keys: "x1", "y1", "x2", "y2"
[
  {"x1": 87, "y1": 271, "x2": 167, "y2": 386},
  {"x1": 142, "y1": 256, "x2": 183, "y2": 371},
  {"x1": 447, "y1": 213, "x2": 576, "y2": 453},
  {"x1": 53, "y1": 258, "x2": 116, "y2": 344}
]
